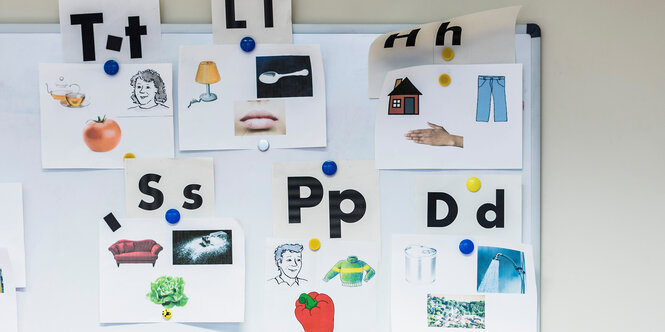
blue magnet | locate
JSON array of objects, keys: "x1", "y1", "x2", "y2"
[
  {"x1": 459, "y1": 239, "x2": 474, "y2": 255},
  {"x1": 165, "y1": 209, "x2": 181, "y2": 224},
  {"x1": 104, "y1": 60, "x2": 119, "y2": 76},
  {"x1": 322, "y1": 160, "x2": 337, "y2": 176},
  {"x1": 240, "y1": 37, "x2": 256, "y2": 52}
]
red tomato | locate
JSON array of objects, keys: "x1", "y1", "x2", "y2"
[{"x1": 83, "y1": 116, "x2": 121, "y2": 152}]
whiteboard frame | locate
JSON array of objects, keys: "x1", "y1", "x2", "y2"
[{"x1": 0, "y1": 23, "x2": 540, "y2": 331}]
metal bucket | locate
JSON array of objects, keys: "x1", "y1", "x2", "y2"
[{"x1": 404, "y1": 245, "x2": 437, "y2": 284}]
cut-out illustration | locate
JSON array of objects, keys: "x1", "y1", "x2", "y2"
[
  {"x1": 83, "y1": 115, "x2": 122, "y2": 152},
  {"x1": 476, "y1": 75, "x2": 507, "y2": 122},
  {"x1": 405, "y1": 122, "x2": 463, "y2": 147},
  {"x1": 323, "y1": 256, "x2": 375, "y2": 287},
  {"x1": 129, "y1": 69, "x2": 169, "y2": 110},
  {"x1": 427, "y1": 294, "x2": 486, "y2": 329},
  {"x1": 172, "y1": 230, "x2": 232, "y2": 265},
  {"x1": 268, "y1": 243, "x2": 307, "y2": 287},
  {"x1": 235, "y1": 100, "x2": 286, "y2": 136},
  {"x1": 404, "y1": 245, "x2": 437, "y2": 284},
  {"x1": 147, "y1": 276, "x2": 189, "y2": 318},
  {"x1": 108, "y1": 239, "x2": 163, "y2": 267},
  {"x1": 477, "y1": 246, "x2": 525, "y2": 294},
  {"x1": 188, "y1": 61, "x2": 221, "y2": 108},
  {"x1": 388, "y1": 77, "x2": 421, "y2": 115},
  {"x1": 256, "y1": 55, "x2": 313, "y2": 98},
  {"x1": 294, "y1": 292, "x2": 335, "y2": 332},
  {"x1": 45, "y1": 76, "x2": 88, "y2": 108}
]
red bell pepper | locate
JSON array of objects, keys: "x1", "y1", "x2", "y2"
[{"x1": 294, "y1": 291, "x2": 335, "y2": 332}]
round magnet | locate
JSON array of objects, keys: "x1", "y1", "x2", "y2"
[
  {"x1": 240, "y1": 36, "x2": 256, "y2": 52},
  {"x1": 466, "y1": 177, "x2": 481, "y2": 192},
  {"x1": 459, "y1": 239, "x2": 474, "y2": 255},
  {"x1": 162, "y1": 308, "x2": 172, "y2": 319},
  {"x1": 257, "y1": 139, "x2": 270, "y2": 152},
  {"x1": 123, "y1": 153, "x2": 135, "y2": 160},
  {"x1": 321, "y1": 160, "x2": 337, "y2": 176},
  {"x1": 309, "y1": 238, "x2": 321, "y2": 251},
  {"x1": 441, "y1": 47, "x2": 455, "y2": 61},
  {"x1": 165, "y1": 209, "x2": 180, "y2": 224},
  {"x1": 104, "y1": 60, "x2": 119, "y2": 76},
  {"x1": 438, "y1": 74, "x2": 451, "y2": 86}
]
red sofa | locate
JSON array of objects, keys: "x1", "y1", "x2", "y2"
[{"x1": 108, "y1": 239, "x2": 163, "y2": 267}]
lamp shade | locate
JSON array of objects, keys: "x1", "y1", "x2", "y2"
[{"x1": 195, "y1": 61, "x2": 221, "y2": 84}]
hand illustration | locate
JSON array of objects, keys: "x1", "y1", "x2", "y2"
[{"x1": 405, "y1": 122, "x2": 463, "y2": 148}]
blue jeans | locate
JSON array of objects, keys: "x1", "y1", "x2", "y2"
[{"x1": 476, "y1": 76, "x2": 507, "y2": 122}]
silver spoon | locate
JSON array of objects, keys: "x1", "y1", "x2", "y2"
[{"x1": 258, "y1": 69, "x2": 309, "y2": 84}]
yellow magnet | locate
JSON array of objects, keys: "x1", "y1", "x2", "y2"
[
  {"x1": 162, "y1": 308, "x2": 172, "y2": 319},
  {"x1": 123, "y1": 153, "x2": 136, "y2": 160},
  {"x1": 438, "y1": 74, "x2": 451, "y2": 87},
  {"x1": 441, "y1": 47, "x2": 454, "y2": 61},
  {"x1": 466, "y1": 177, "x2": 481, "y2": 192},
  {"x1": 309, "y1": 238, "x2": 321, "y2": 251}
]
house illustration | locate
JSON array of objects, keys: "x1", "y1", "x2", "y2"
[{"x1": 388, "y1": 77, "x2": 421, "y2": 115}]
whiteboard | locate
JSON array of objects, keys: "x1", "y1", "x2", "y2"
[{"x1": 0, "y1": 24, "x2": 540, "y2": 332}]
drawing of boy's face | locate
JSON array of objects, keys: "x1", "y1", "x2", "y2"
[
  {"x1": 134, "y1": 78, "x2": 157, "y2": 106},
  {"x1": 278, "y1": 251, "x2": 302, "y2": 279}
]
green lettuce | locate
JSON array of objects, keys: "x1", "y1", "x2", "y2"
[{"x1": 147, "y1": 276, "x2": 189, "y2": 309}]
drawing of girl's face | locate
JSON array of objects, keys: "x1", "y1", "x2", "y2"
[{"x1": 134, "y1": 78, "x2": 157, "y2": 107}]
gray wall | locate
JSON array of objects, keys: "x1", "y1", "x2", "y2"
[{"x1": 2, "y1": 0, "x2": 665, "y2": 331}]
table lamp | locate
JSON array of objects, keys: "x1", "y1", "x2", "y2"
[{"x1": 195, "y1": 61, "x2": 221, "y2": 102}]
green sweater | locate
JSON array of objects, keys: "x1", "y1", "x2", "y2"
[{"x1": 323, "y1": 256, "x2": 375, "y2": 287}]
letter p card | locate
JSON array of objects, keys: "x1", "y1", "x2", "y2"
[
  {"x1": 124, "y1": 158, "x2": 215, "y2": 218},
  {"x1": 273, "y1": 161, "x2": 380, "y2": 241}
]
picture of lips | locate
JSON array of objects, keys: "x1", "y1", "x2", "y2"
[
  {"x1": 240, "y1": 110, "x2": 279, "y2": 130},
  {"x1": 234, "y1": 100, "x2": 286, "y2": 136}
]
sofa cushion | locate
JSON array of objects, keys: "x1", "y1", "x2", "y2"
[{"x1": 133, "y1": 240, "x2": 156, "y2": 252}]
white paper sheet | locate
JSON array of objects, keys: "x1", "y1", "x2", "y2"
[
  {"x1": 414, "y1": 174, "x2": 522, "y2": 242},
  {"x1": 0, "y1": 183, "x2": 26, "y2": 288},
  {"x1": 368, "y1": 6, "x2": 519, "y2": 97},
  {"x1": 263, "y1": 238, "x2": 379, "y2": 332},
  {"x1": 273, "y1": 161, "x2": 380, "y2": 241},
  {"x1": 391, "y1": 235, "x2": 537, "y2": 332},
  {"x1": 39, "y1": 63, "x2": 174, "y2": 169},
  {"x1": 375, "y1": 64, "x2": 522, "y2": 169},
  {"x1": 58, "y1": 0, "x2": 162, "y2": 63},
  {"x1": 211, "y1": 0, "x2": 292, "y2": 44},
  {"x1": 124, "y1": 158, "x2": 215, "y2": 218},
  {"x1": 99, "y1": 217, "x2": 245, "y2": 323},
  {"x1": 0, "y1": 248, "x2": 18, "y2": 332},
  {"x1": 178, "y1": 44, "x2": 326, "y2": 150}
]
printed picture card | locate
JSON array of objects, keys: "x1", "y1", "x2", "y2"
[
  {"x1": 39, "y1": 63, "x2": 174, "y2": 169},
  {"x1": 211, "y1": 0, "x2": 292, "y2": 44},
  {"x1": 263, "y1": 238, "x2": 379, "y2": 332},
  {"x1": 391, "y1": 235, "x2": 537, "y2": 332},
  {"x1": 375, "y1": 64, "x2": 522, "y2": 169},
  {"x1": 0, "y1": 183, "x2": 26, "y2": 288},
  {"x1": 0, "y1": 248, "x2": 18, "y2": 332},
  {"x1": 124, "y1": 158, "x2": 215, "y2": 218},
  {"x1": 415, "y1": 174, "x2": 522, "y2": 242},
  {"x1": 368, "y1": 6, "x2": 519, "y2": 98},
  {"x1": 273, "y1": 161, "x2": 380, "y2": 241},
  {"x1": 59, "y1": 0, "x2": 162, "y2": 63},
  {"x1": 178, "y1": 44, "x2": 326, "y2": 150},
  {"x1": 99, "y1": 217, "x2": 245, "y2": 323}
]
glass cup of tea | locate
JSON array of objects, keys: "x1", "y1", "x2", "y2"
[{"x1": 65, "y1": 92, "x2": 86, "y2": 107}]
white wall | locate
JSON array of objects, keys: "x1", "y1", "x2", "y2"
[{"x1": 2, "y1": 0, "x2": 665, "y2": 331}]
